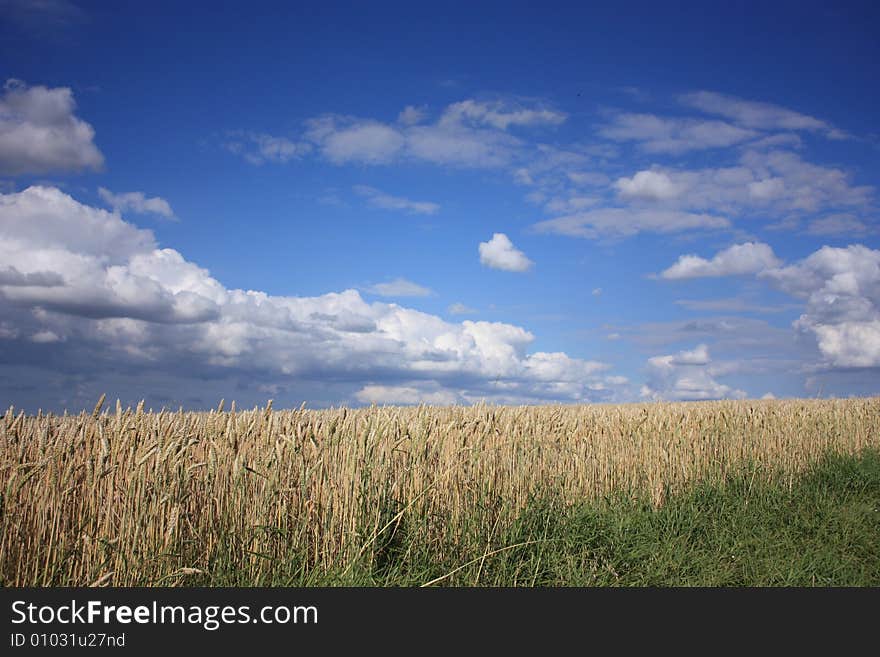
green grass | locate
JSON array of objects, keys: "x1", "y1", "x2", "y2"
[
  {"x1": 490, "y1": 448, "x2": 880, "y2": 587},
  {"x1": 197, "y1": 448, "x2": 880, "y2": 587}
]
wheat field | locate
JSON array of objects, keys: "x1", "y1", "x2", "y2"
[{"x1": 1, "y1": 396, "x2": 878, "y2": 586}]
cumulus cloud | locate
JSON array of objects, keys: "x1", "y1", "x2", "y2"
[
  {"x1": 597, "y1": 112, "x2": 758, "y2": 153},
  {"x1": 680, "y1": 91, "x2": 846, "y2": 139},
  {"x1": 532, "y1": 208, "x2": 729, "y2": 239},
  {"x1": 0, "y1": 186, "x2": 621, "y2": 408},
  {"x1": 616, "y1": 170, "x2": 681, "y2": 201},
  {"x1": 353, "y1": 185, "x2": 440, "y2": 215},
  {"x1": 0, "y1": 187, "x2": 221, "y2": 323},
  {"x1": 365, "y1": 278, "x2": 433, "y2": 297},
  {"x1": 660, "y1": 242, "x2": 782, "y2": 279},
  {"x1": 761, "y1": 245, "x2": 880, "y2": 368},
  {"x1": 98, "y1": 187, "x2": 175, "y2": 219},
  {"x1": 479, "y1": 233, "x2": 534, "y2": 272},
  {"x1": 0, "y1": 79, "x2": 104, "y2": 175},
  {"x1": 641, "y1": 344, "x2": 747, "y2": 401}
]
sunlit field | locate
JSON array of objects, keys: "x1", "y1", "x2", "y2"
[{"x1": 2, "y1": 396, "x2": 878, "y2": 586}]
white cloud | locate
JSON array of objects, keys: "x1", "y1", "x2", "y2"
[
  {"x1": 0, "y1": 185, "x2": 156, "y2": 258},
  {"x1": 521, "y1": 351, "x2": 608, "y2": 382},
  {"x1": 616, "y1": 170, "x2": 681, "y2": 201},
  {"x1": 739, "y1": 149, "x2": 872, "y2": 212},
  {"x1": 761, "y1": 245, "x2": 880, "y2": 368},
  {"x1": 355, "y1": 385, "x2": 460, "y2": 406},
  {"x1": 680, "y1": 91, "x2": 845, "y2": 138},
  {"x1": 641, "y1": 343, "x2": 747, "y2": 401},
  {"x1": 611, "y1": 151, "x2": 872, "y2": 218},
  {"x1": 98, "y1": 187, "x2": 175, "y2": 219},
  {"x1": 806, "y1": 323, "x2": 880, "y2": 369},
  {"x1": 405, "y1": 120, "x2": 519, "y2": 168},
  {"x1": 660, "y1": 242, "x2": 782, "y2": 279},
  {"x1": 747, "y1": 177, "x2": 785, "y2": 201},
  {"x1": 304, "y1": 98, "x2": 561, "y2": 170},
  {"x1": 532, "y1": 208, "x2": 729, "y2": 239},
  {"x1": 439, "y1": 99, "x2": 566, "y2": 130},
  {"x1": 365, "y1": 278, "x2": 433, "y2": 297},
  {"x1": 479, "y1": 233, "x2": 534, "y2": 272},
  {"x1": 655, "y1": 243, "x2": 880, "y2": 373},
  {"x1": 806, "y1": 214, "x2": 871, "y2": 236},
  {"x1": 353, "y1": 185, "x2": 440, "y2": 215},
  {"x1": 0, "y1": 79, "x2": 104, "y2": 175},
  {"x1": 305, "y1": 116, "x2": 405, "y2": 164},
  {"x1": 597, "y1": 112, "x2": 758, "y2": 153},
  {"x1": 448, "y1": 302, "x2": 477, "y2": 315},
  {"x1": 672, "y1": 343, "x2": 711, "y2": 365},
  {"x1": 0, "y1": 186, "x2": 222, "y2": 323},
  {"x1": 0, "y1": 186, "x2": 621, "y2": 406},
  {"x1": 592, "y1": 288, "x2": 602, "y2": 296},
  {"x1": 30, "y1": 330, "x2": 62, "y2": 344},
  {"x1": 397, "y1": 105, "x2": 426, "y2": 126},
  {"x1": 223, "y1": 131, "x2": 310, "y2": 165}
]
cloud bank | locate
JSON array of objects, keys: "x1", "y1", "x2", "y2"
[
  {"x1": 661, "y1": 242, "x2": 880, "y2": 370},
  {"x1": 0, "y1": 186, "x2": 619, "y2": 408}
]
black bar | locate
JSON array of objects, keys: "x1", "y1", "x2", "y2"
[{"x1": 1, "y1": 587, "x2": 877, "y2": 652}]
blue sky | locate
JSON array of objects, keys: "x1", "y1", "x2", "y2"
[{"x1": 1, "y1": 0, "x2": 878, "y2": 411}]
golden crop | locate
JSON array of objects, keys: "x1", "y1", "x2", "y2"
[{"x1": 2, "y1": 396, "x2": 877, "y2": 586}]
